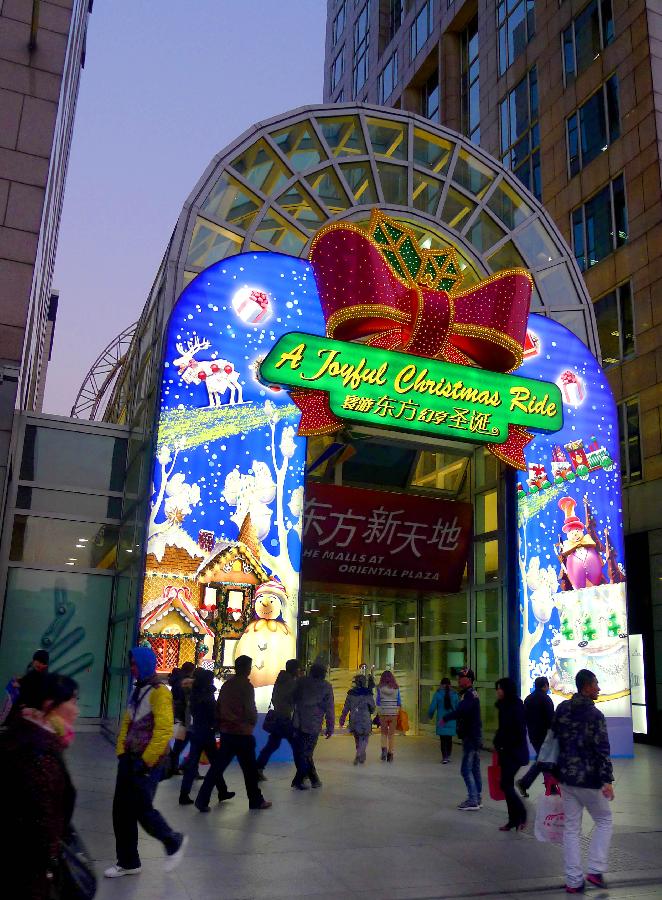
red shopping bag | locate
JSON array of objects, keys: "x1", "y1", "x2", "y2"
[{"x1": 487, "y1": 751, "x2": 505, "y2": 801}]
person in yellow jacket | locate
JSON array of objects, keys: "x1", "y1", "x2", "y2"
[{"x1": 104, "y1": 646, "x2": 188, "y2": 879}]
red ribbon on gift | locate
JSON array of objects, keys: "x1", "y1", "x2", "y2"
[{"x1": 293, "y1": 220, "x2": 534, "y2": 469}]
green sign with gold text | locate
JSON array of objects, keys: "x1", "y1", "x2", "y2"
[{"x1": 260, "y1": 333, "x2": 563, "y2": 445}]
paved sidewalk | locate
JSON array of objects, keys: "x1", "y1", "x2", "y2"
[{"x1": 69, "y1": 732, "x2": 662, "y2": 900}]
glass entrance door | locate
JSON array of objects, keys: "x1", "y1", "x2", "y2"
[{"x1": 299, "y1": 589, "x2": 419, "y2": 728}]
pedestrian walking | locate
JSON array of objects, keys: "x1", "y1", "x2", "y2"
[
  {"x1": 170, "y1": 660, "x2": 195, "y2": 772},
  {"x1": 105, "y1": 647, "x2": 187, "y2": 879},
  {"x1": 440, "y1": 667, "x2": 483, "y2": 810},
  {"x1": 291, "y1": 661, "x2": 334, "y2": 789},
  {"x1": 0, "y1": 671, "x2": 80, "y2": 899},
  {"x1": 0, "y1": 648, "x2": 50, "y2": 725},
  {"x1": 517, "y1": 675, "x2": 555, "y2": 797},
  {"x1": 376, "y1": 670, "x2": 400, "y2": 762},
  {"x1": 256, "y1": 658, "x2": 300, "y2": 778},
  {"x1": 179, "y1": 668, "x2": 235, "y2": 806},
  {"x1": 553, "y1": 669, "x2": 614, "y2": 893},
  {"x1": 493, "y1": 677, "x2": 529, "y2": 831},
  {"x1": 195, "y1": 655, "x2": 271, "y2": 811},
  {"x1": 339, "y1": 673, "x2": 375, "y2": 764},
  {"x1": 428, "y1": 677, "x2": 459, "y2": 763}
]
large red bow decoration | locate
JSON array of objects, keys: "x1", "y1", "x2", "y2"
[{"x1": 292, "y1": 215, "x2": 534, "y2": 469}]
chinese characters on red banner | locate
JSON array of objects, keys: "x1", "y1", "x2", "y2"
[{"x1": 301, "y1": 483, "x2": 472, "y2": 591}]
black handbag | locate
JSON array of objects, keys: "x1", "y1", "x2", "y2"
[
  {"x1": 263, "y1": 707, "x2": 277, "y2": 734},
  {"x1": 59, "y1": 826, "x2": 97, "y2": 900}
]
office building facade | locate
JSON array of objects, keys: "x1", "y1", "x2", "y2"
[{"x1": 323, "y1": 0, "x2": 661, "y2": 740}]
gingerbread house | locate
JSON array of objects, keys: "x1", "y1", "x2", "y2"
[
  {"x1": 140, "y1": 521, "x2": 212, "y2": 671},
  {"x1": 195, "y1": 514, "x2": 270, "y2": 670},
  {"x1": 140, "y1": 587, "x2": 214, "y2": 672}
]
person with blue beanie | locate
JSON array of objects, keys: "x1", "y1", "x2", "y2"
[{"x1": 104, "y1": 646, "x2": 188, "y2": 879}]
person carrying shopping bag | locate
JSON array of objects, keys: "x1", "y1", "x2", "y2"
[
  {"x1": 376, "y1": 670, "x2": 400, "y2": 762},
  {"x1": 339, "y1": 673, "x2": 375, "y2": 764},
  {"x1": 428, "y1": 677, "x2": 459, "y2": 763},
  {"x1": 553, "y1": 668, "x2": 614, "y2": 893},
  {"x1": 493, "y1": 677, "x2": 529, "y2": 831}
]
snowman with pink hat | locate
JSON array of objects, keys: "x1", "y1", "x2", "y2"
[
  {"x1": 234, "y1": 579, "x2": 295, "y2": 688},
  {"x1": 558, "y1": 496, "x2": 606, "y2": 590}
]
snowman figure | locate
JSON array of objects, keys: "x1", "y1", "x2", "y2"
[{"x1": 234, "y1": 579, "x2": 295, "y2": 688}]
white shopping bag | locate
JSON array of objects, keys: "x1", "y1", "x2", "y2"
[{"x1": 534, "y1": 792, "x2": 565, "y2": 844}]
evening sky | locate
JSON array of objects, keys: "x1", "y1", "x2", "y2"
[{"x1": 44, "y1": 0, "x2": 325, "y2": 413}]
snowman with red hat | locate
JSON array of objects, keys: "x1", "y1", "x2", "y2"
[
  {"x1": 234, "y1": 579, "x2": 295, "y2": 688},
  {"x1": 558, "y1": 496, "x2": 606, "y2": 590}
]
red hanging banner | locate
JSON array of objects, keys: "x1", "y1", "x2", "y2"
[{"x1": 301, "y1": 483, "x2": 472, "y2": 592}]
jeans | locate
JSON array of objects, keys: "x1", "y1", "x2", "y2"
[
  {"x1": 180, "y1": 733, "x2": 228, "y2": 800},
  {"x1": 256, "y1": 719, "x2": 294, "y2": 770},
  {"x1": 519, "y1": 740, "x2": 543, "y2": 790},
  {"x1": 439, "y1": 734, "x2": 453, "y2": 760},
  {"x1": 292, "y1": 729, "x2": 320, "y2": 785},
  {"x1": 196, "y1": 733, "x2": 264, "y2": 809},
  {"x1": 113, "y1": 754, "x2": 181, "y2": 869},
  {"x1": 353, "y1": 733, "x2": 370, "y2": 759},
  {"x1": 562, "y1": 784, "x2": 613, "y2": 888},
  {"x1": 500, "y1": 758, "x2": 526, "y2": 825},
  {"x1": 460, "y1": 743, "x2": 482, "y2": 804}
]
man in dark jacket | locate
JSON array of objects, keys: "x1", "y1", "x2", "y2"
[
  {"x1": 194, "y1": 655, "x2": 271, "y2": 812},
  {"x1": 516, "y1": 675, "x2": 554, "y2": 797},
  {"x1": 170, "y1": 661, "x2": 195, "y2": 772},
  {"x1": 256, "y1": 658, "x2": 299, "y2": 777},
  {"x1": 291, "y1": 661, "x2": 334, "y2": 789},
  {"x1": 440, "y1": 667, "x2": 483, "y2": 810},
  {"x1": 553, "y1": 669, "x2": 614, "y2": 893},
  {"x1": 179, "y1": 668, "x2": 235, "y2": 806}
]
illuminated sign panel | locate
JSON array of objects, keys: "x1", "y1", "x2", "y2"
[
  {"x1": 261, "y1": 332, "x2": 563, "y2": 444},
  {"x1": 517, "y1": 314, "x2": 632, "y2": 756},
  {"x1": 138, "y1": 211, "x2": 631, "y2": 745}
]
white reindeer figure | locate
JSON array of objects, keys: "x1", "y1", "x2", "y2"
[{"x1": 173, "y1": 337, "x2": 243, "y2": 408}]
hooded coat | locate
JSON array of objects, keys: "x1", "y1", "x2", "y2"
[
  {"x1": 340, "y1": 685, "x2": 375, "y2": 736},
  {"x1": 116, "y1": 646, "x2": 173, "y2": 767},
  {"x1": 293, "y1": 671, "x2": 335, "y2": 736}
]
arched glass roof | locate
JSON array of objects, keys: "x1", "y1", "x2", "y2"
[{"x1": 104, "y1": 104, "x2": 597, "y2": 425}]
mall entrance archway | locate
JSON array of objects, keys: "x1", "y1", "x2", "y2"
[{"x1": 299, "y1": 431, "x2": 507, "y2": 737}]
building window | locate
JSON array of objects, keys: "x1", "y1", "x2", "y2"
[
  {"x1": 567, "y1": 75, "x2": 620, "y2": 177},
  {"x1": 461, "y1": 16, "x2": 479, "y2": 144},
  {"x1": 411, "y1": 0, "x2": 434, "y2": 61},
  {"x1": 497, "y1": 0, "x2": 535, "y2": 75},
  {"x1": 422, "y1": 69, "x2": 440, "y2": 121},
  {"x1": 618, "y1": 397, "x2": 642, "y2": 483},
  {"x1": 499, "y1": 67, "x2": 540, "y2": 199},
  {"x1": 571, "y1": 175, "x2": 627, "y2": 271},
  {"x1": 385, "y1": 0, "x2": 403, "y2": 45},
  {"x1": 563, "y1": 0, "x2": 614, "y2": 82},
  {"x1": 353, "y1": 4, "x2": 370, "y2": 95},
  {"x1": 594, "y1": 282, "x2": 634, "y2": 368},
  {"x1": 333, "y1": 2, "x2": 346, "y2": 45},
  {"x1": 379, "y1": 51, "x2": 399, "y2": 102},
  {"x1": 331, "y1": 49, "x2": 345, "y2": 92}
]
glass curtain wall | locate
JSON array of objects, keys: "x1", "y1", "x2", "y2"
[
  {"x1": 300, "y1": 444, "x2": 507, "y2": 735},
  {"x1": 0, "y1": 416, "x2": 128, "y2": 718}
]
